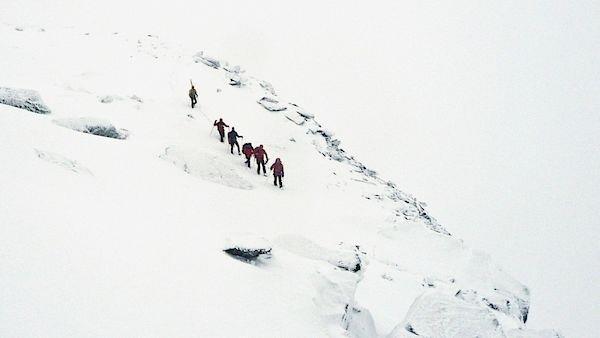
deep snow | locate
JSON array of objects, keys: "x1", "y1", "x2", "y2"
[{"x1": 2, "y1": 1, "x2": 595, "y2": 337}]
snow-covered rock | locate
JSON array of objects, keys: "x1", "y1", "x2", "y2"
[
  {"x1": 53, "y1": 117, "x2": 129, "y2": 139},
  {"x1": 0, "y1": 87, "x2": 51, "y2": 114},
  {"x1": 193, "y1": 51, "x2": 221, "y2": 69},
  {"x1": 388, "y1": 291, "x2": 505, "y2": 338},
  {"x1": 258, "y1": 96, "x2": 287, "y2": 111}
]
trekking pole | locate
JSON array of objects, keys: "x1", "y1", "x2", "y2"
[{"x1": 209, "y1": 125, "x2": 215, "y2": 136}]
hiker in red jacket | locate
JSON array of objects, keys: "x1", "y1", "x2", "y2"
[
  {"x1": 213, "y1": 118, "x2": 229, "y2": 143},
  {"x1": 242, "y1": 142, "x2": 254, "y2": 168},
  {"x1": 253, "y1": 145, "x2": 269, "y2": 175},
  {"x1": 270, "y1": 158, "x2": 284, "y2": 188}
]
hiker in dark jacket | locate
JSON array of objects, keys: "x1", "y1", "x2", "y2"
[
  {"x1": 270, "y1": 158, "x2": 284, "y2": 188},
  {"x1": 242, "y1": 143, "x2": 254, "y2": 167},
  {"x1": 189, "y1": 86, "x2": 198, "y2": 108},
  {"x1": 213, "y1": 118, "x2": 229, "y2": 143},
  {"x1": 253, "y1": 145, "x2": 269, "y2": 175},
  {"x1": 227, "y1": 127, "x2": 243, "y2": 155}
]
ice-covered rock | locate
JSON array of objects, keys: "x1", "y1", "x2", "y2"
[
  {"x1": 0, "y1": 87, "x2": 51, "y2": 114},
  {"x1": 223, "y1": 234, "x2": 272, "y2": 261},
  {"x1": 257, "y1": 96, "x2": 287, "y2": 112},
  {"x1": 388, "y1": 291, "x2": 505, "y2": 338},
  {"x1": 193, "y1": 51, "x2": 221, "y2": 69},
  {"x1": 53, "y1": 117, "x2": 129, "y2": 139}
]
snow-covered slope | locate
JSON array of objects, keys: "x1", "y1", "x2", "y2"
[{"x1": 0, "y1": 23, "x2": 561, "y2": 337}]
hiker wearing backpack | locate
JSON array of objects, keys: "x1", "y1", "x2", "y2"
[
  {"x1": 189, "y1": 85, "x2": 198, "y2": 108},
  {"x1": 214, "y1": 118, "x2": 229, "y2": 143},
  {"x1": 253, "y1": 145, "x2": 269, "y2": 175},
  {"x1": 270, "y1": 158, "x2": 284, "y2": 188},
  {"x1": 242, "y1": 142, "x2": 254, "y2": 167},
  {"x1": 227, "y1": 127, "x2": 243, "y2": 155}
]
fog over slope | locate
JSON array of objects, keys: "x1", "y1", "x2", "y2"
[{"x1": 2, "y1": 0, "x2": 599, "y2": 336}]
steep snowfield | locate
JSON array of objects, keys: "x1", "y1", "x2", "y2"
[{"x1": 0, "y1": 21, "x2": 562, "y2": 338}]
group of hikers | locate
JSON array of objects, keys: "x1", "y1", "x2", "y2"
[
  {"x1": 213, "y1": 118, "x2": 284, "y2": 188},
  {"x1": 189, "y1": 85, "x2": 284, "y2": 188}
]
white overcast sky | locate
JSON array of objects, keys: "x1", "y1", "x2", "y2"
[{"x1": 4, "y1": 0, "x2": 600, "y2": 335}]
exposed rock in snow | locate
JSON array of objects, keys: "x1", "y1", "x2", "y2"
[
  {"x1": 388, "y1": 291, "x2": 505, "y2": 338},
  {"x1": 53, "y1": 117, "x2": 129, "y2": 139},
  {"x1": 193, "y1": 51, "x2": 221, "y2": 69},
  {"x1": 160, "y1": 146, "x2": 253, "y2": 190},
  {"x1": 0, "y1": 87, "x2": 51, "y2": 114},
  {"x1": 34, "y1": 149, "x2": 93, "y2": 175},
  {"x1": 258, "y1": 96, "x2": 287, "y2": 112},
  {"x1": 223, "y1": 234, "x2": 272, "y2": 262}
]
